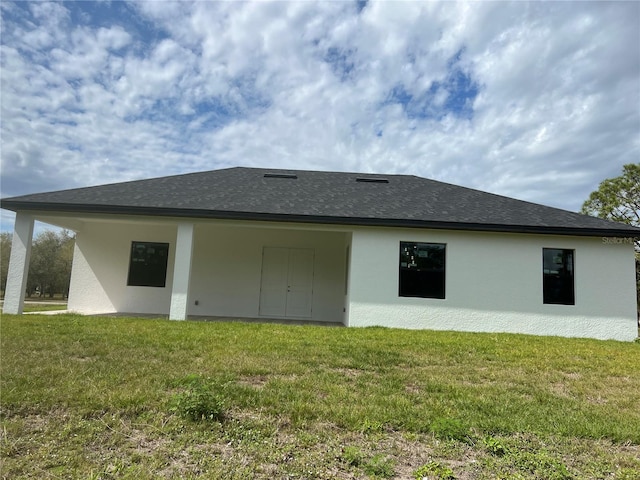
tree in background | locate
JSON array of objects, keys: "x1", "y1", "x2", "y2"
[
  {"x1": 1, "y1": 232, "x2": 11, "y2": 293},
  {"x1": 582, "y1": 164, "x2": 640, "y2": 233},
  {"x1": 1, "y1": 229, "x2": 75, "y2": 298},
  {"x1": 29, "y1": 230, "x2": 75, "y2": 298},
  {"x1": 581, "y1": 163, "x2": 640, "y2": 310}
]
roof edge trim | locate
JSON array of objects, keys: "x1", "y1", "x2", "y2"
[{"x1": 3, "y1": 201, "x2": 639, "y2": 238}]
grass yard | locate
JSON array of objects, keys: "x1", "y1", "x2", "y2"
[
  {"x1": 0, "y1": 302, "x2": 68, "y2": 314},
  {"x1": 1, "y1": 314, "x2": 639, "y2": 479},
  {"x1": 22, "y1": 303, "x2": 68, "y2": 313}
]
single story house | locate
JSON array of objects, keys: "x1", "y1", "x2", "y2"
[{"x1": 2, "y1": 167, "x2": 639, "y2": 340}]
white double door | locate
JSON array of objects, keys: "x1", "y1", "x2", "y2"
[{"x1": 259, "y1": 247, "x2": 315, "y2": 318}]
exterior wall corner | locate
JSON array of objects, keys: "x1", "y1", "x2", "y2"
[{"x1": 3, "y1": 213, "x2": 35, "y2": 315}]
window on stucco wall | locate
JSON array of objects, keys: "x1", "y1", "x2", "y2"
[
  {"x1": 542, "y1": 248, "x2": 575, "y2": 305},
  {"x1": 127, "y1": 241, "x2": 170, "y2": 288},
  {"x1": 399, "y1": 242, "x2": 446, "y2": 299}
]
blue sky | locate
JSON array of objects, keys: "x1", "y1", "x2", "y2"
[{"x1": 1, "y1": 1, "x2": 639, "y2": 233}]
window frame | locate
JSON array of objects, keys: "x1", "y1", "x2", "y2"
[
  {"x1": 542, "y1": 248, "x2": 575, "y2": 305},
  {"x1": 127, "y1": 241, "x2": 170, "y2": 288},
  {"x1": 399, "y1": 241, "x2": 446, "y2": 299}
]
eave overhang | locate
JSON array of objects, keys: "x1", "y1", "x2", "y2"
[{"x1": 3, "y1": 200, "x2": 639, "y2": 239}]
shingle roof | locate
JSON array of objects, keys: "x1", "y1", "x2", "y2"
[{"x1": 2, "y1": 167, "x2": 639, "y2": 237}]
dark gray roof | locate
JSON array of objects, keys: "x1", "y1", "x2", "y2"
[{"x1": 2, "y1": 167, "x2": 639, "y2": 237}]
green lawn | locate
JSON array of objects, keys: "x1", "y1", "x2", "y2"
[
  {"x1": 22, "y1": 303, "x2": 68, "y2": 313},
  {"x1": 0, "y1": 301, "x2": 68, "y2": 313},
  {"x1": 1, "y1": 314, "x2": 639, "y2": 479}
]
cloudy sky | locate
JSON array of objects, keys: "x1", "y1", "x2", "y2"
[{"x1": 1, "y1": 1, "x2": 639, "y2": 232}]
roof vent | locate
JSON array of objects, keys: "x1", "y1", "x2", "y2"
[
  {"x1": 264, "y1": 173, "x2": 298, "y2": 179},
  {"x1": 356, "y1": 177, "x2": 389, "y2": 184}
]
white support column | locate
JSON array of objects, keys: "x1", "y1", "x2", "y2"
[
  {"x1": 4, "y1": 213, "x2": 35, "y2": 314},
  {"x1": 169, "y1": 222, "x2": 195, "y2": 320}
]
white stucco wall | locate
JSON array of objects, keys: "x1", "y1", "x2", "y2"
[
  {"x1": 169, "y1": 223, "x2": 195, "y2": 320},
  {"x1": 188, "y1": 224, "x2": 347, "y2": 322},
  {"x1": 347, "y1": 228, "x2": 638, "y2": 341},
  {"x1": 68, "y1": 219, "x2": 348, "y2": 323},
  {"x1": 68, "y1": 221, "x2": 176, "y2": 314},
  {"x1": 65, "y1": 216, "x2": 637, "y2": 340},
  {"x1": 3, "y1": 213, "x2": 34, "y2": 314}
]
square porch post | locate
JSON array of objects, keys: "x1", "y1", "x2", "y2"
[
  {"x1": 4, "y1": 213, "x2": 35, "y2": 314},
  {"x1": 169, "y1": 222, "x2": 194, "y2": 320}
]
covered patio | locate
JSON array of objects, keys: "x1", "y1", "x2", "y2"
[{"x1": 4, "y1": 212, "x2": 352, "y2": 325}]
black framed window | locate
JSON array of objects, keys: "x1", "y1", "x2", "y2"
[
  {"x1": 399, "y1": 242, "x2": 446, "y2": 299},
  {"x1": 543, "y1": 248, "x2": 574, "y2": 305},
  {"x1": 127, "y1": 241, "x2": 169, "y2": 287}
]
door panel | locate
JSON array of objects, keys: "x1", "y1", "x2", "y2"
[
  {"x1": 285, "y1": 249, "x2": 315, "y2": 318},
  {"x1": 259, "y1": 247, "x2": 314, "y2": 318},
  {"x1": 259, "y1": 248, "x2": 289, "y2": 317}
]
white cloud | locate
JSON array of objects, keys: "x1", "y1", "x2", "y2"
[{"x1": 1, "y1": 0, "x2": 638, "y2": 234}]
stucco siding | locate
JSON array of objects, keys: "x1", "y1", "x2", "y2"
[
  {"x1": 3, "y1": 213, "x2": 34, "y2": 314},
  {"x1": 64, "y1": 218, "x2": 637, "y2": 340},
  {"x1": 347, "y1": 228, "x2": 637, "y2": 341},
  {"x1": 68, "y1": 222, "x2": 176, "y2": 314},
  {"x1": 68, "y1": 220, "x2": 347, "y2": 322},
  {"x1": 189, "y1": 224, "x2": 347, "y2": 322}
]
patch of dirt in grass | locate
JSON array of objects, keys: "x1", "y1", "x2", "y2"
[
  {"x1": 4, "y1": 408, "x2": 640, "y2": 479},
  {"x1": 70, "y1": 355, "x2": 94, "y2": 362},
  {"x1": 157, "y1": 441, "x2": 231, "y2": 479},
  {"x1": 375, "y1": 433, "x2": 481, "y2": 480},
  {"x1": 586, "y1": 394, "x2": 608, "y2": 405},
  {"x1": 126, "y1": 427, "x2": 169, "y2": 456},
  {"x1": 237, "y1": 375, "x2": 269, "y2": 389},
  {"x1": 559, "y1": 438, "x2": 640, "y2": 476},
  {"x1": 405, "y1": 382, "x2": 422, "y2": 394},
  {"x1": 549, "y1": 382, "x2": 572, "y2": 398},
  {"x1": 333, "y1": 367, "x2": 364, "y2": 378}
]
